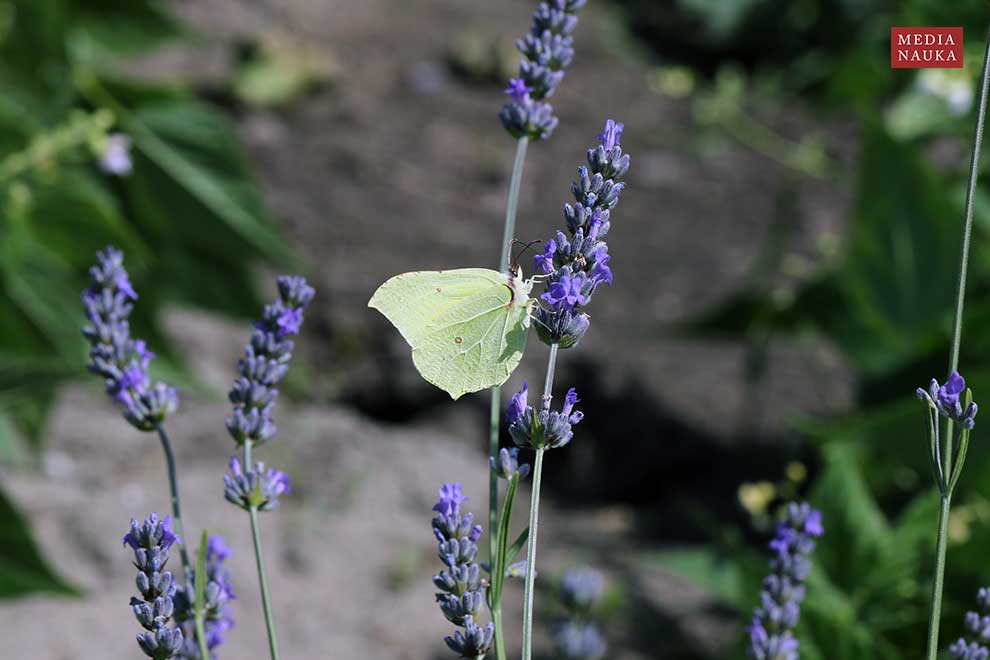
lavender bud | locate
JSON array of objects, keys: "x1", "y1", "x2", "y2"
[
  {"x1": 125, "y1": 514, "x2": 183, "y2": 658},
  {"x1": 443, "y1": 616, "x2": 495, "y2": 658},
  {"x1": 431, "y1": 484, "x2": 492, "y2": 657},
  {"x1": 489, "y1": 447, "x2": 531, "y2": 480}
]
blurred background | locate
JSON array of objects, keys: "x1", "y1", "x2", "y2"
[{"x1": 2, "y1": 0, "x2": 990, "y2": 658}]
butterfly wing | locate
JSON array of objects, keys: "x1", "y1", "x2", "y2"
[{"x1": 368, "y1": 268, "x2": 530, "y2": 399}]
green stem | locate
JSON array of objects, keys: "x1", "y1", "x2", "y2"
[
  {"x1": 193, "y1": 591, "x2": 212, "y2": 660},
  {"x1": 243, "y1": 439, "x2": 281, "y2": 660},
  {"x1": 925, "y1": 493, "x2": 952, "y2": 660},
  {"x1": 489, "y1": 136, "x2": 530, "y2": 660},
  {"x1": 493, "y1": 606, "x2": 506, "y2": 660},
  {"x1": 521, "y1": 343, "x2": 558, "y2": 660},
  {"x1": 154, "y1": 425, "x2": 192, "y2": 582},
  {"x1": 250, "y1": 505, "x2": 281, "y2": 660},
  {"x1": 923, "y1": 26, "x2": 990, "y2": 660},
  {"x1": 949, "y1": 27, "x2": 990, "y2": 376},
  {"x1": 520, "y1": 448, "x2": 545, "y2": 660}
]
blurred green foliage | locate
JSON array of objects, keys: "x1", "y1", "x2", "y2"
[
  {"x1": 0, "y1": 0, "x2": 293, "y2": 598},
  {"x1": 617, "y1": 0, "x2": 990, "y2": 657}
]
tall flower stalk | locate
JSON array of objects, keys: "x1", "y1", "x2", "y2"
[
  {"x1": 487, "y1": 3, "x2": 587, "y2": 656},
  {"x1": 222, "y1": 275, "x2": 314, "y2": 660},
  {"x1": 508, "y1": 118, "x2": 629, "y2": 660},
  {"x1": 920, "y1": 26, "x2": 990, "y2": 660}
]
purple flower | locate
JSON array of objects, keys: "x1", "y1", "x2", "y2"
[
  {"x1": 224, "y1": 458, "x2": 292, "y2": 511},
  {"x1": 82, "y1": 247, "x2": 179, "y2": 431},
  {"x1": 433, "y1": 482, "x2": 468, "y2": 517},
  {"x1": 597, "y1": 119, "x2": 624, "y2": 150},
  {"x1": 950, "y1": 588, "x2": 990, "y2": 659},
  {"x1": 918, "y1": 372, "x2": 978, "y2": 429},
  {"x1": 505, "y1": 78, "x2": 534, "y2": 103},
  {"x1": 542, "y1": 270, "x2": 587, "y2": 311},
  {"x1": 506, "y1": 382, "x2": 530, "y2": 424},
  {"x1": 534, "y1": 239, "x2": 557, "y2": 274},
  {"x1": 123, "y1": 512, "x2": 181, "y2": 551},
  {"x1": 534, "y1": 120, "x2": 630, "y2": 346},
  {"x1": 124, "y1": 513, "x2": 184, "y2": 658},
  {"x1": 432, "y1": 489, "x2": 492, "y2": 657},
  {"x1": 500, "y1": 0, "x2": 586, "y2": 141},
  {"x1": 99, "y1": 133, "x2": 133, "y2": 176},
  {"x1": 940, "y1": 371, "x2": 967, "y2": 408},
  {"x1": 275, "y1": 306, "x2": 304, "y2": 338},
  {"x1": 747, "y1": 502, "x2": 822, "y2": 660},
  {"x1": 226, "y1": 274, "x2": 314, "y2": 447},
  {"x1": 590, "y1": 253, "x2": 612, "y2": 287},
  {"x1": 561, "y1": 387, "x2": 583, "y2": 424}
]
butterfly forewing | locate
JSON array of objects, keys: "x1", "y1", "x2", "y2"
[{"x1": 368, "y1": 268, "x2": 530, "y2": 399}]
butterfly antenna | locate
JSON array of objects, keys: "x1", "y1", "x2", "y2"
[{"x1": 510, "y1": 239, "x2": 545, "y2": 271}]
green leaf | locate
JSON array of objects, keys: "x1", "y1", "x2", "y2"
[
  {"x1": 507, "y1": 527, "x2": 529, "y2": 566},
  {"x1": 0, "y1": 483, "x2": 75, "y2": 598},
  {"x1": 122, "y1": 100, "x2": 293, "y2": 263}
]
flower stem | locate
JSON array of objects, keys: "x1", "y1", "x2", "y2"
[
  {"x1": 949, "y1": 27, "x2": 990, "y2": 376},
  {"x1": 250, "y1": 505, "x2": 281, "y2": 660},
  {"x1": 154, "y1": 425, "x2": 192, "y2": 581},
  {"x1": 923, "y1": 26, "x2": 990, "y2": 660},
  {"x1": 493, "y1": 605, "x2": 507, "y2": 660},
  {"x1": 925, "y1": 492, "x2": 952, "y2": 660},
  {"x1": 489, "y1": 135, "x2": 530, "y2": 660},
  {"x1": 520, "y1": 343, "x2": 558, "y2": 660},
  {"x1": 243, "y1": 439, "x2": 281, "y2": 660}
]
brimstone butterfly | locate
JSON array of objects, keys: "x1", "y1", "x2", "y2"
[{"x1": 368, "y1": 267, "x2": 534, "y2": 399}]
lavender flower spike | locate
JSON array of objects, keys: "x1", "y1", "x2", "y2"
[
  {"x1": 432, "y1": 483, "x2": 494, "y2": 659},
  {"x1": 124, "y1": 514, "x2": 184, "y2": 659},
  {"x1": 82, "y1": 246, "x2": 178, "y2": 431},
  {"x1": 747, "y1": 502, "x2": 824, "y2": 660},
  {"x1": 534, "y1": 119, "x2": 631, "y2": 348},
  {"x1": 500, "y1": 0, "x2": 587, "y2": 140},
  {"x1": 224, "y1": 275, "x2": 315, "y2": 449}
]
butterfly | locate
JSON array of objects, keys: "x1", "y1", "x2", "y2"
[{"x1": 368, "y1": 267, "x2": 534, "y2": 399}]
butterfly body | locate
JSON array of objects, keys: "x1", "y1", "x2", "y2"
[{"x1": 368, "y1": 268, "x2": 533, "y2": 399}]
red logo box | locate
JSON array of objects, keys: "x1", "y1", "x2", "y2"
[{"x1": 891, "y1": 27, "x2": 963, "y2": 68}]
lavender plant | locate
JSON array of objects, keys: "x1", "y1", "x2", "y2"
[
  {"x1": 432, "y1": 483, "x2": 495, "y2": 659},
  {"x1": 920, "y1": 28, "x2": 990, "y2": 660},
  {"x1": 513, "y1": 117, "x2": 629, "y2": 660},
  {"x1": 222, "y1": 274, "x2": 314, "y2": 660},
  {"x1": 488, "y1": 4, "x2": 586, "y2": 652},
  {"x1": 124, "y1": 513, "x2": 184, "y2": 659},
  {"x1": 746, "y1": 502, "x2": 823, "y2": 660},
  {"x1": 552, "y1": 568, "x2": 607, "y2": 660},
  {"x1": 949, "y1": 588, "x2": 990, "y2": 660},
  {"x1": 84, "y1": 247, "x2": 210, "y2": 659}
]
